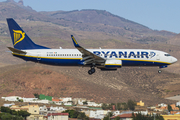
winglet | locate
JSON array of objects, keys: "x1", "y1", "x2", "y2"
[{"x1": 71, "y1": 35, "x2": 80, "y2": 48}]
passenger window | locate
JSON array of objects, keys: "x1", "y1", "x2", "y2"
[{"x1": 165, "y1": 54, "x2": 171, "y2": 56}]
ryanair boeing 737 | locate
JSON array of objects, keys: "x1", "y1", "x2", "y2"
[{"x1": 7, "y1": 18, "x2": 177, "y2": 75}]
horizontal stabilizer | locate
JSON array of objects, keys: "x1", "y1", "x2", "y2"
[{"x1": 7, "y1": 47, "x2": 26, "y2": 54}]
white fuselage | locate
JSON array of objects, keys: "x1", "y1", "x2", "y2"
[{"x1": 13, "y1": 48, "x2": 177, "y2": 67}]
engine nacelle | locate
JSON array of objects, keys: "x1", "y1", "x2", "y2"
[
  {"x1": 159, "y1": 65, "x2": 168, "y2": 68},
  {"x1": 104, "y1": 60, "x2": 122, "y2": 68}
]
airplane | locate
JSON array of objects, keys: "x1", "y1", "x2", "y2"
[{"x1": 6, "y1": 18, "x2": 177, "y2": 75}]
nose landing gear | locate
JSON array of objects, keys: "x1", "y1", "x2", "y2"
[
  {"x1": 158, "y1": 70, "x2": 162, "y2": 73},
  {"x1": 88, "y1": 67, "x2": 96, "y2": 75}
]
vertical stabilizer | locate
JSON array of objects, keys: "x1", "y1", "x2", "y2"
[{"x1": 7, "y1": 18, "x2": 49, "y2": 50}]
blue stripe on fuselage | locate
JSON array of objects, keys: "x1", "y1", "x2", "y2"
[
  {"x1": 13, "y1": 54, "x2": 82, "y2": 66},
  {"x1": 122, "y1": 60, "x2": 169, "y2": 66},
  {"x1": 13, "y1": 54, "x2": 170, "y2": 67}
]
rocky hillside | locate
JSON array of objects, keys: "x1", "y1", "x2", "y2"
[
  {"x1": 41, "y1": 9, "x2": 176, "y2": 44},
  {"x1": 0, "y1": 63, "x2": 178, "y2": 105},
  {"x1": 0, "y1": 0, "x2": 177, "y2": 44},
  {"x1": 168, "y1": 33, "x2": 180, "y2": 45}
]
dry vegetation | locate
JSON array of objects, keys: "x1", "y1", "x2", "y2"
[{"x1": 0, "y1": 62, "x2": 178, "y2": 105}]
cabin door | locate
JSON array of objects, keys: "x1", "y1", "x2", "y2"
[
  {"x1": 37, "y1": 52, "x2": 41, "y2": 60},
  {"x1": 156, "y1": 53, "x2": 160, "y2": 60}
]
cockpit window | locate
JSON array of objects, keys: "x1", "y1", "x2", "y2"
[{"x1": 164, "y1": 54, "x2": 171, "y2": 56}]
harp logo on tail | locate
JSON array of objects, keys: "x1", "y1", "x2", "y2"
[{"x1": 13, "y1": 30, "x2": 25, "y2": 46}]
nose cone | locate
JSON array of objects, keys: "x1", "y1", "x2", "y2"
[{"x1": 171, "y1": 57, "x2": 178, "y2": 64}]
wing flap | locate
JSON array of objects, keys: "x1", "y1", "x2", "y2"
[{"x1": 82, "y1": 56, "x2": 93, "y2": 61}]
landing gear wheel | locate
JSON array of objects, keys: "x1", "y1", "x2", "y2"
[
  {"x1": 88, "y1": 70, "x2": 93, "y2": 75},
  {"x1": 88, "y1": 67, "x2": 96, "y2": 75},
  {"x1": 91, "y1": 68, "x2": 95, "y2": 73},
  {"x1": 158, "y1": 70, "x2": 162, "y2": 73}
]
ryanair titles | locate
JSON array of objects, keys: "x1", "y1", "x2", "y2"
[{"x1": 93, "y1": 51, "x2": 156, "y2": 59}]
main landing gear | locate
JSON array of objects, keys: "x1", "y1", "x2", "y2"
[{"x1": 88, "y1": 67, "x2": 96, "y2": 75}]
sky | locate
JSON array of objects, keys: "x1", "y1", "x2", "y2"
[{"x1": 1, "y1": 0, "x2": 180, "y2": 33}]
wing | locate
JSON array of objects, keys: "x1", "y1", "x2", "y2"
[{"x1": 71, "y1": 35, "x2": 105, "y2": 65}]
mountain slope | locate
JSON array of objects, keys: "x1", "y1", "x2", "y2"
[
  {"x1": 41, "y1": 10, "x2": 149, "y2": 32},
  {"x1": 0, "y1": 0, "x2": 176, "y2": 44},
  {"x1": 41, "y1": 9, "x2": 176, "y2": 43},
  {"x1": 0, "y1": 63, "x2": 178, "y2": 105}
]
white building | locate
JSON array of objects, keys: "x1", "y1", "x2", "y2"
[
  {"x1": 176, "y1": 101, "x2": 180, "y2": 107},
  {"x1": 133, "y1": 110, "x2": 148, "y2": 115},
  {"x1": 1, "y1": 96, "x2": 39, "y2": 103},
  {"x1": 158, "y1": 103, "x2": 167, "y2": 107},
  {"x1": 28, "y1": 100, "x2": 49, "y2": 104},
  {"x1": 53, "y1": 101, "x2": 63, "y2": 105},
  {"x1": 2, "y1": 96, "x2": 22, "y2": 101},
  {"x1": 22, "y1": 98, "x2": 38, "y2": 102},
  {"x1": 58, "y1": 97, "x2": 73, "y2": 106},
  {"x1": 87, "y1": 101, "x2": 102, "y2": 107},
  {"x1": 50, "y1": 106, "x2": 67, "y2": 112},
  {"x1": 73, "y1": 98, "x2": 87, "y2": 105},
  {"x1": 47, "y1": 113, "x2": 68, "y2": 120},
  {"x1": 54, "y1": 101, "x2": 72, "y2": 106},
  {"x1": 113, "y1": 111, "x2": 121, "y2": 116},
  {"x1": 39, "y1": 105, "x2": 48, "y2": 115},
  {"x1": 3, "y1": 103, "x2": 15, "y2": 107},
  {"x1": 175, "y1": 112, "x2": 180, "y2": 114},
  {"x1": 86, "y1": 110, "x2": 110, "y2": 119}
]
